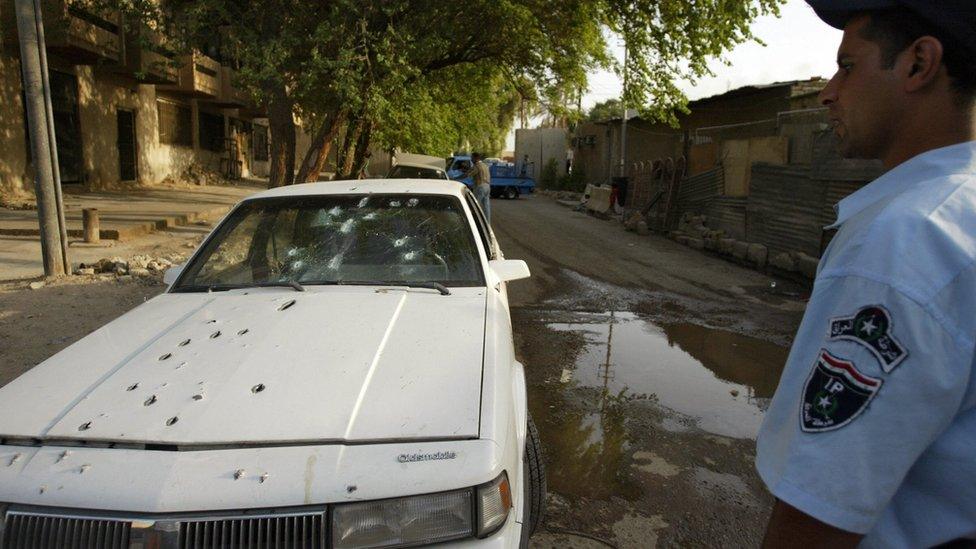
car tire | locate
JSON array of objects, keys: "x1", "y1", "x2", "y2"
[
  {"x1": 521, "y1": 414, "x2": 547, "y2": 546},
  {"x1": 505, "y1": 186, "x2": 519, "y2": 200}
]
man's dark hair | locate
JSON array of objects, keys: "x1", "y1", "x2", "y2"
[
  {"x1": 859, "y1": 8, "x2": 976, "y2": 101},
  {"x1": 472, "y1": 152, "x2": 482, "y2": 161}
]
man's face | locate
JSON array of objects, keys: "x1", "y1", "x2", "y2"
[{"x1": 819, "y1": 15, "x2": 905, "y2": 159}]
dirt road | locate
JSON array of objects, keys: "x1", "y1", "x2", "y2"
[
  {"x1": 490, "y1": 195, "x2": 808, "y2": 548},
  {"x1": 0, "y1": 193, "x2": 808, "y2": 548}
]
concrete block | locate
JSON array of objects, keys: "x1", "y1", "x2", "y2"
[
  {"x1": 732, "y1": 241, "x2": 750, "y2": 260},
  {"x1": 719, "y1": 238, "x2": 736, "y2": 255},
  {"x1": 746, "y1": 244, "x2": 768, "y2": 268},
  {"x1": 687, "y1": 238, "x2": 705, "y2": 250},
  {"x1": 771, "y1": 252, "x2": 797, "y2": 271},
  {"x1": 795, "y1": 253, "x2": 820, "y2": 279}
]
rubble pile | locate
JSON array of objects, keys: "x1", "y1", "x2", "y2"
[
  {"x1": 74, "y1": 253, "x2": 187, "y2": 278},
  {"x1": 666, "y1": 212, "x2": 819, "y2": 279}
]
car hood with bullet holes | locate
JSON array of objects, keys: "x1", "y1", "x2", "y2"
[{"x1": 0, "y1": 286, "x2": 488, "y2": 445}]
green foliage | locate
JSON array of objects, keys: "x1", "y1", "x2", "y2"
[
  {"x1": 585, "y1": 99, "x2": 624, "y2": 122},
  {"x1": 558, "y1": 166, "x2": 588, "y2": 193},
  {"x1": 103, "y1": 0, "x2": 784, "y2": 161},
  {"x1": 539, "y1": 158, "x2": 560, "y2": 190}
]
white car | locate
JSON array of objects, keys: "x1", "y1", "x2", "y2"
[
  {"x1": 0, "y1": 180, "x2": 546, "y2": 548},
  {"x1": 387, "y1": 162, "x2": 450, "y2": 180}
]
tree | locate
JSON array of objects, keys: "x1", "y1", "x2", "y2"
[
  {"x1": 585, "y1": 98, "x2": 623, "y2": 123},
  {"x1": 105, "y1": 0, "x2": 783, "y2": 185}
]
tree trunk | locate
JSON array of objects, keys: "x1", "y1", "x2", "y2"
[
  {"x1": 266, "y1": 81, "x2": 295, "y2": 188},
  {"x1": 296, "y1": 110, "x2": 347, "y2": 183},
  {"x1": 337, "y1": 116, "x2": 366, "y2": 179},
  {"x1": 350, "y1": 120, "x2": 374, "y2": 179}
]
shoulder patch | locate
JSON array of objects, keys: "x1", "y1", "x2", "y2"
[
  {"x1": 801, "y1": 349, "x2": 882, "y2": 433},
  {"x1": 829, "y1": 305, "x2": 907, "y2": 372}
]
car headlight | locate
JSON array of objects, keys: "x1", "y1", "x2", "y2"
[{"x1": 332, "y1": 472, "x2": 512, "y2": 548}]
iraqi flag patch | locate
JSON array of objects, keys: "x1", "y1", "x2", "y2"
[{"x1": 801, "y1": 350, "x2": 882, "y2": 433}]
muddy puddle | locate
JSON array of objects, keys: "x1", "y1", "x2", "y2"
[
  {"x1": 530, "y1": 311, "x2": 788, "y2": 499},
  {"x1": 547, "y1": 311, "x2": 788, "y2": 439}
]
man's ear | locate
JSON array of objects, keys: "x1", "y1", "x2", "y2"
[{"x1": 903, "y1": 36, "x2": 944, "y2": 93}]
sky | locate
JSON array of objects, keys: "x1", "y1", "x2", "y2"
[{"x1": 506, "y1": 0, "x2": 844, "y2": 150}]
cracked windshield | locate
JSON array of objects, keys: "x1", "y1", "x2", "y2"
[{"x1": 177, "y1": 195, "x2": 483, "y2": 289}]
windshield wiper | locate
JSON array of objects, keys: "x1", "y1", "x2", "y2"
[
  {"x1": 251, "y1": 280, "x2": 305, "y2": 292},
  {"x1": 334, "y1": 280, "x2": 451, "y2": 296},
  {"x1": 172, "y1": 281, "x2": 304, "y2": 293}
]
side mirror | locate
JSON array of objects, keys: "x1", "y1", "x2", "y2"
[
  {"x1": 163, "y1": 264, "x2": 184, "y2": 286},
  {"x1": 489, "y1": 259, "x2": 530, "y2": 283}
]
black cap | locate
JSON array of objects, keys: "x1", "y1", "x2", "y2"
[{"x1": 807, "y1": 0, "x2": 976, "y2": 55}]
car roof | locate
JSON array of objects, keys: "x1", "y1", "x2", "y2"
[
  {"x1": 392, "y1": 161, "x2": 445, "y2": 171},
  {"x1": 245, "y1": 179, "x2": 468, "y2": 201}
]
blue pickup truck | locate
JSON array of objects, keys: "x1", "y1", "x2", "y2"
[{"x1": 446, "y1": 155, "x2": 536, "y2": 199}]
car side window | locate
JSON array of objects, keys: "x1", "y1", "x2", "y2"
[{"x1": 464, "y1": 190, "x2": 495, "y2": 260}]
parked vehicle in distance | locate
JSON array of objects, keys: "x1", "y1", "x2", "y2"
[
  {"x1": 387, "y1": 161, "x2": 449, "y2": 180},
  {"x1": 447, "y1": 155, "x2": 536, "y2": 200},
  {"x1": 0, "y1": 179, "x2": 546, "y2": 548}
]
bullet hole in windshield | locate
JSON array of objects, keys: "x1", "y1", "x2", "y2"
[
  {"x1": 166, "y1": 416, "x2": 178, "y2": 426},
  {"x1": 159, "y1": 353, "x2": 172, "y2": 361},
  {"x1": 278, "y1": 299, "x2": 296, "y2": 311},
  {"x1": 144, "y1": 395, "x2": 157, "y2": 406},
  {"x1": 78, "y1": 421, "x2": 92, "y2": 431},
  {"x1": 252, "y1": 383, "x2": 266, "y2": 394},
  {"x1": 357, "y1": 197, "x2": 369, "y2": 208},
  {"x1": 206, "y1": 320, "x2": 217, "y2": 324},
  {"x1": 210, "y1": 331, "x2": 221, "y2": 339},
  {"x1": 390, "y1": 200, "x2": 402, "y2": 207},
  {"x1": 127, "y1": 383, "x2": 139, "y2": 391},
  {"x1": 238, "y1": 329, "x2": 249, "y2": 336},
  {"x1": 179, "y1": 339, "x2": 191, "y2": 347},
  {"x1": 393, "y1": 237, "x2": 408, "y2": 248},
  {"x1": 192, "y1": 394, "x2": 204, "y2": 401},
  {"x1": 339, "y1": 219, "x2": 355, "y2": 234},
  {"x1": 408, "y1": 198, "x2": 419, "y2": 207}
]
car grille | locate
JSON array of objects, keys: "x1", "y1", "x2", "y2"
[
  {"x1": 1, "y1": 509, "x2": 328, "y2": 548},
  {"x1": 2, "y1": 514, "x2": 131, "y2": 548},
  {"x1": 179, "y1": 514, "x2": 327, "y2": 548}
]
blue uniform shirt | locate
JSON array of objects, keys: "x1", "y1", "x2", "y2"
[{"x1": 756, "y1": 141, "x2": 976, "y2": 547}]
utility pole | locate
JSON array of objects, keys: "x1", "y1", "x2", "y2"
[
  {"x1": 619, "y1": 36, "x2": 628, "y2": 178},
  {"x1": 15, "y1": 0, "x2": 70, "y2": 277}
]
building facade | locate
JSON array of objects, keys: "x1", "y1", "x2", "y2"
[{"x1": 0, "y1": 1, "x2": 270, "y2": 200}]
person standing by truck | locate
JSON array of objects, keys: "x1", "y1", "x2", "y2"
[{"x1": 465, "y1": 152, "x2": 492, "y2": 222}]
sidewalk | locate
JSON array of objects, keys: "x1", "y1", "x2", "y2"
[
  {"x1": 0, "y1": 182, "x2": 262, "y2": 240},
  {"x1": 0, "y1": 182, "x2": 264, "y2": 281}
]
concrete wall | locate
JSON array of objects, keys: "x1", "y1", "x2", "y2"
[
  {"x1": 515, "y1": 127, "x2": 568, "y2": 180},
  {"x1": 0, "y1": 52, "x2": 30, "y2": 199},
  {"x1": 572, "y1": 122, "x2": 610, "y2": 186}
]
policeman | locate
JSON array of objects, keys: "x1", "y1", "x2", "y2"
[{"x1": 757, "y1": 1, "x2": 976, "y2": 547}]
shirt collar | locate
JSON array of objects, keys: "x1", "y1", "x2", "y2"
[{"x1": 827, "y1": 141, "x2": 976, "y2": 229}]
